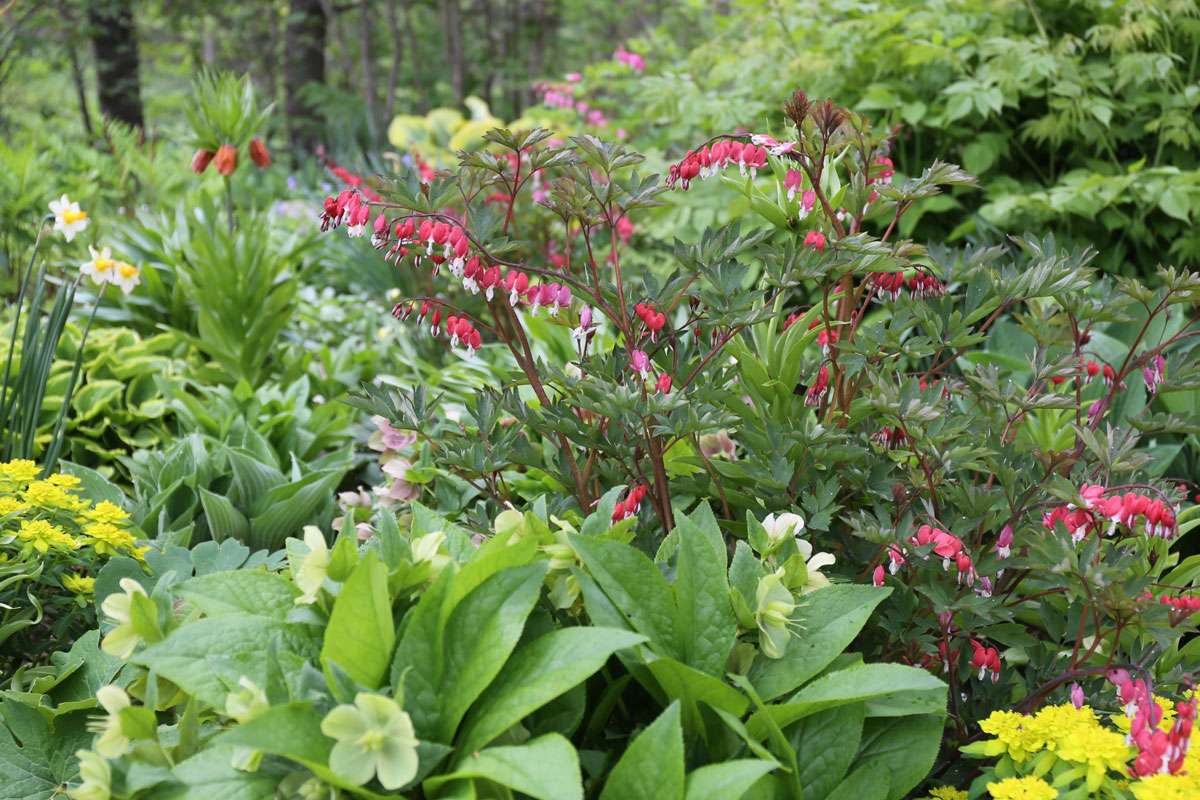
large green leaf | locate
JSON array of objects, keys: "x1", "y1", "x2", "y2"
[
  {"x1": 684, "y1": 760, "x2": 778, "y2": 800},
  {"x1": 825, "y1": 761, "x2": 890, "y2": 800},
  {"x1": 854, "y1": 715, "x2": 944, "y2": 800},
  {"x1": 0, "y1": 703, "x2": 90, "y2": 800},
  {"x1": 599, "y1": 702, "x2": 684, "y2": 800},
  {"x1": 435, "y1": 562, "x2": 547, "y2": 741},
  {"x1": 176, "y1": 570, "x2": 298, "y2": 619},
  {"x1": 157, "y1": 747, "x2": 292, "y2": 800},
  {"x1": 673, "y1": 514, "x2": 736, "y2": 676},
  {"x1": 790, "y1": 703, "x2": 865, "y2": 800},
  {"x1": 428, "y1": 734, "x2": 583, "y2": 800},
  {"x1": 645, "y1": 656, "x2": 748, "y2": 735},
  {"x1": 390, "y1": 568, "x2": 454, "y2": 738},
  {"x1": 570, "y1": 534, "x2": 682, "y2": 660},
  {"x1": 322, "y1": 550, "x2": 394, "y2": 689},
  {"x1": 133, "y1": 615, "x2": 320, "y2": 708},
  {"x1": 198, "y1": 488, "x2": 250, "y2": 542},
  {"x1": 747, "y1": 664, "x2": 945, "y2": 736},
  {"x1": 748, "y1": 585, "x2": 891, "y2": 701},
  {"x1": 457, "y1": 627, "x2": 645, "y2": 753}
]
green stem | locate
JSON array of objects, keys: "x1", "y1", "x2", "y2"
[
  {"x1": 42, "y1": 282, "x2": 102, "y2": 475},
  {"x1": 0, "y1": 217, "x2": 49, "y2": 433},
  {"x1": 223, "y1": 175, "x2": 235, "y2": 233}
]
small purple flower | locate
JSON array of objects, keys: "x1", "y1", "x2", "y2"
[
  {"x1": 369, "y1": 415, "x2": 417, "y2": 453},
  {"x1": 1070, "y1": 682, "x2": 1085, "y2": 709}
]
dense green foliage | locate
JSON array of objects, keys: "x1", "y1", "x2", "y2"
[{"x1": 1, "y1": 1, "x2": 1199, "y2": 798}]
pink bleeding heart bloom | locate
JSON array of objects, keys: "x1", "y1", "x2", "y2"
[
  {"x1": 804, "y1": 365, "x2": 830, "y2": 407},
  {"x1": 804, "y1": 230, "x2": 827, "y2": 252},
  {"x1": 872, "y1": 564, "x2": 886, "y2": 587},
  {"x1": 630, "y1": 349, "x2": 652, "y2": 380},
  {"x1": 1144, "y1": 354, "x2": 1166, "y2": 395},
  {"x1": 656, "y1": 373, "x2": 672, "y2": 394},
  {"x1": 995, "y1": 525, "x2": 1014, "y2": 559},
  {"x1": 1071, "y1": 683, "x2": 1086, "y2": 709}
]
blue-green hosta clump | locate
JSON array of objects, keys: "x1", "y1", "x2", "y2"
[{"x1": 2, "y1": 496, "x2": 948, "y2": 799}]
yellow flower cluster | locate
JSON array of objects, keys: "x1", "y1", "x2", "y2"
[
  {"x1": 922, "y1": 788, "x2": 968, "y2": 800},
  {"x1": 987, "y1": 775, "x2": 1057, "y2": 799},
  {"x1": 0, "y1": 459, "x2": 143, "y2": 565},
  {"x1": 968, "y1": 701, "x2": 1200, "y2": 799}
]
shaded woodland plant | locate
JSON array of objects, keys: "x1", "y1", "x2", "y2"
[{"x1": 328, "y1": 90, "x2": 1200, "y2": 757}]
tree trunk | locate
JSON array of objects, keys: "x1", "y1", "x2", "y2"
[
  {"x1": 359, "y1": 0, "x2": 380, "y2": 143},
  {"x1": 400, "y1": 0, "x2": 424, "y2": 112},
  {"x1": 68, "y1": 48, "x2": 94, "y2": 138},
  {"x1": 88, "y1": 0, "x2": 144, "y2": 130},
  {"x1": 285, "y1": 0, "x2": 327, "y2": 157},
  {"x1": 440, "y1": 0, "x2": 464, "y2": 104}
]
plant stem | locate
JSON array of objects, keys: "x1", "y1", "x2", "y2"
[{"x1": 223, "y1": 175, "x2": 235, "y2": 233}]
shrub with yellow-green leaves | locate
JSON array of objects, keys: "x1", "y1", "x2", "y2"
[{"x1": 0, "y1": 458, "x2": 145, "y2": 666}]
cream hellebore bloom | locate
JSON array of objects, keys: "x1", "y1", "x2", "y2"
[
  {"x1": 796, "y1": 537, "x2": 836, "y2": 593},
  {"x1": 294, "y1": 526, "x2": 331, "y2": 605},
  {"x1": 226, "y1": 676, "x2": 270, "y2": 771},
  {"x1": 761, "y1": 512, "x2": 805, "y2": 548},
  {"x1": 411, "y1": 531, "x2": 450, "y2": 576},
  {"x1": 50, "y1": 194, "x2": 89, "y2": 241},
  {"x1": 755, "y1": 569, "x2": 797, "y2": 659},
  {"x1": 320, "y1": 693, "x2": 420, "y2": 790},
  {"x1": 90, "y1": 685, "x2": 133, "y2": 758},
  {"x1": 100, "y1": 578, "x2": 148, "y2": 658},
  {"x1": 68, "y1": 750, "x2": 112, "y2": 800}
]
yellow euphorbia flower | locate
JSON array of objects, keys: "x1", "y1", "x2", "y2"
[
  {"x1": 83, "y1": 522, "x2": 139, "y2": 557},
  {"x1": 17, "y1": 519, "x2": 79, "y2": 553},
  {"x1": 987, "y1": 775, "x2": 1057, "y2": 800},
  {"x1": 23, "y1": 480, "x2": 85, "y2": 511},
  {"x1": 84, "y1": 501, "x2": 131, "y2": 525},
  {"x1": 62, "y1": 574, "x2": 96, "y2": 595},
  {"x1": 0, "y1": 459, "x2": 40, "y2": 484}
]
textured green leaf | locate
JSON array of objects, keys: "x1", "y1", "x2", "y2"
[
  {"x1": 825, "y1": 761, "x2": 890, "y2": 800},
  {"x1": 429, "y1": 734, "x2": 583, "y2": 800},
  {"x1": 176, "y1": 570, "x2": 297, "y2": 619},
  {"x1": 198, "y1": 488, "x2": 249, "y2": 542},
  {"x1": 673, "y1": 515, "x2": 736, "y2": 676},
  {"x1": 436, "y1": 562, "x2": 547, "y2": 741},
  {"x1": 599, "y1": 702, "x2": 684, "y2": 800},
  {"x1": 748, "y1": 664, "x2": 945, "y2": 736},
  {"x1": 855, "y1": 715, "x2": 944, "y2": 800},
  {"x1": 791, "y1": 703, "x2": 865, "y2": 800},
  {"x1": 748, "y1": 585, "x2": 891, "y2": 701},
  {"x1": 571, "y1": 534, "x2": 681, "y2": 659},
  {"x1": 0, "y1": 704, "x2": 90, "y2": 800},
  {"x1": 457, "y1": 627, "x2": 645, "y2": 752},
  {"x1": 133, "y1": 615, "x2": 320, "y2": 708},
  {"x1": 684, "y1": 760, "x2": 778, "y2": 800},
  {"x1": 157, "y1": 747, "x2": 291, "y2": 800}
]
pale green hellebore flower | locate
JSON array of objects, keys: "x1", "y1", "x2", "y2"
[
  {"x1": 226, "y1": 675, "x2": 270, "y2": 772},
  {"x1": 89, "y1": 685, "x2": 132, "y2": 758},
  {"x1": 68, "y1": 750, "x2": 111, "y2": 800},
  {"x1": 411, "y1": 531, "x2": 450, "y2": 576},
  {"x1": 294, "y1": 526, "x2": 331, "y2": 605},
  {"x1": 321, "y1": 693, "x2": 420, "y2": 790},
  {"x1": 755, "y1": 570, "x2": 797, "y2": 659},
  {"x1": 99, "y1": 578, "x2": 147, "y2": 659}
]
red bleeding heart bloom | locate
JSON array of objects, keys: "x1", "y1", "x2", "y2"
[
  {"x1": 969, "y1": 640, "x2": 1002, "y2": 682},
  {"x1": 804, "y1": 365, "x2": 830, "y2": 407},
  {"x1": 803, "y1": 231, "x2": 826, "y2": 252},
  {"x1": 612, "y1": 484, "x2": 649, "y2": 522},
  {"x1": 656, "y1": 373, "x2": 673, "y2": 394}
]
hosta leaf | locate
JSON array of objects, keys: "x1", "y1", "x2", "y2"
[{"x1": 198, "y1": 488, "x2": 249, "y2": 542}]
